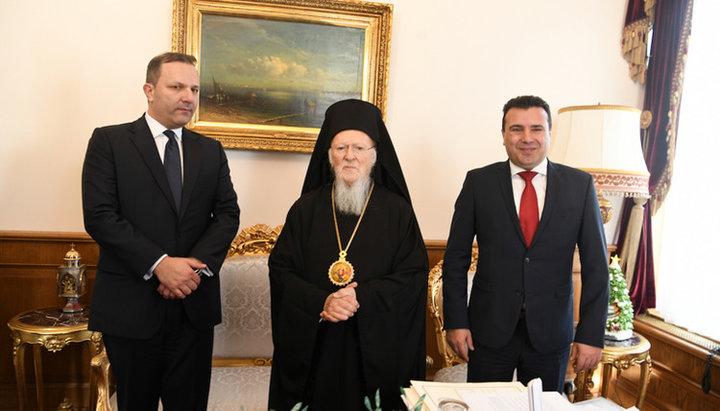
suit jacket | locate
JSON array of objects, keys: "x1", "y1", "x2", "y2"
[
  {"x1": 443, "y1": 160, "x2": 609, "y2": 353},
  {"x1": 82, "y1": 116, "x2": 240, "y2": 339}
]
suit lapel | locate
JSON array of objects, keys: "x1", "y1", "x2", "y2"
[
  {"x1": 496, "y1": 161, "x2": 526, "y2": 245},
  {"x1": 534, "y1": 160, "x2": 559, "y2": 244},
  {"x1": 179, "y1": 128, "x2": 202, "y2": 218},
  {"x1": 128, "y1": 117, "x2": 178, "y2": 213}
]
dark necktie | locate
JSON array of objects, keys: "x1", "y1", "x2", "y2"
[
  {"x1": 163, "y1": 130, "x2": 182, "y2": 209},
  {"x1": 518, "y1": 171, "x2": 539, "y2": 247}
]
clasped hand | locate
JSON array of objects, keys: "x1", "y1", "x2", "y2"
[
  {"x1": 154, "y1": 256, "x2": 205, "y2": 299},
  {"x1": 570, "y1": 341, "x2": 603, "y2": 373},
  {"x1": 320, "y1": 282, "x2": 359, "y2": 323}
]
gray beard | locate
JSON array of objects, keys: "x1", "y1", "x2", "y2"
[{"x1": 334, "y1": 176, "x2": 372, "y2": 216}]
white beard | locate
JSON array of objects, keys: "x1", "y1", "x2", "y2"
[{"x1": 334, "y1": 176, "x2": 372, "y2": 216}]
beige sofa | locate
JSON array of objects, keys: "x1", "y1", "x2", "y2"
[{"x1": 91, "y1": 224, "x2": 281, "y2": 411}]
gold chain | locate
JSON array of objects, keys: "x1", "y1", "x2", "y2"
[{"x1": 331, "y1": 181, "x2": 375, "y2": 257}]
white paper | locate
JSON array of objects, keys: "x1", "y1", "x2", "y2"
[
  {"x1": 458, "y1": 391, "x2": 529, "y2": 410},
  {"x1": 528, "y1": 378, "x2": 543, "y2": 411},
  {"x1": 410, "y1": 380, "x2": 525, "y2": 410},
  {"x1": 409, "y1": 380, "x2": 579, "y2": 411}
]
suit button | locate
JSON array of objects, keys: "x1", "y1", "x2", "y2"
[
  {"x1": 524, "y1": 257, "x2": 530, "y2": 263},
  {"x1": 515, "y1": 291, "x2": 521, "y2": 296}
]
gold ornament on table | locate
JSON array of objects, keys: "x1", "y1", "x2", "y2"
[{"x1": 57, "y1": 244, "x2": 87, "y2": 313}]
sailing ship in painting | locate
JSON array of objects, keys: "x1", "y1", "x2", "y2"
[{"x1": 207, "y1": 76, "x2": 230, "y2": 104}]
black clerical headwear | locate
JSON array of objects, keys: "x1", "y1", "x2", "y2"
[{"x1": 301, "y1": 99, "x2": 413, "y2": 205}]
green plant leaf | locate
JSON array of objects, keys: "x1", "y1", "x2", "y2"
[{"x1": 412, "y1": 394, "x2": 426, "y2": 411}]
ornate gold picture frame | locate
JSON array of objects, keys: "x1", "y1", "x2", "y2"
[{"x1": 172, "y1": 0, "x2": 393, "y2": 153}]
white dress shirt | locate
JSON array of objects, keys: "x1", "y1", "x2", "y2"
[
  {"x1": 509, "y1": 158, "x2": 548, "y2": 219},
  {"x1": 145, "y1": 113, "x2": 185, "y2": 179},
  {"x1": 143, "y1": 113, "x2": 213, "y2": 280}
]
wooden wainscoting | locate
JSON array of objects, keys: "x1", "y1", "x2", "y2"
[
  {"x1": 606, "y1": 315, "x2": 720, "y2": 410},
  {"x1": 0, "y1": 232, "x2": 98, "y2": 410},
  {"x1": 0, "y1": 232, "x2": 446, "y2": 410},
  {"x1": 4, "y1": 232, "x2": 717, "y2": 411},
  {"x1": 0, "y1": 234, "x2": 449, "y2": 409}
]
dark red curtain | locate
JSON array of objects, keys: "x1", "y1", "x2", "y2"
[
  {"x1": 617, "y1": 0, "x2": 693, "y2": 315},
  {"x1": 624, "y1": 0, "x2": 649, "y2": 24},
  {"x1": 629, "y1": 206, "x2": 655, "y2": 314}
]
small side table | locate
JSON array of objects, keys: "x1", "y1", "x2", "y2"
[
  {"x1": 7, "y1": 307, "x2": 103, "y2": 411},
  {"x1": 574, "y1": 332, "x2": 652, "y2": 409}
]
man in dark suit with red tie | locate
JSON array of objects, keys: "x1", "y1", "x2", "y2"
[
  {"x1": 82, "y1": 52, "x2": 239, "y2": 410},
  {"x1": 443, "y1": 95, "x2": 609, "y2": 392}
]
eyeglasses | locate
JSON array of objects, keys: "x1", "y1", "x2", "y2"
[{"x1": 330, "y1": 145, "x2": 376, "y2": 155}]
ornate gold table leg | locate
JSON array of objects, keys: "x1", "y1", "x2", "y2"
[
  {"x1": 91, "y1": 346, "x2": 112, "y2": 411},
  {"x1": 573, "y1": 365, "x2": 596, "y2": 402},
  {"x1": 88, "y1": 332, "x2": 104, "y2": 411},
  {"x1": 8, "y1": 308, "x2": 100, "y2": 411},
  {"x1": 637, "y1": 354, "x2": 652, "y2": 409},
  {"x1": 601, "y1": 362, "x2": 613, "y2": 398},
  {"x1": 32, "y1": 344, "x2": 45, "y2": 410},
  {"x1": 12, "y1": 335, "x2": 28, "y2": 411},
  {"x1": 574, "y1": 369, "x2": 587, "y2": 402}
]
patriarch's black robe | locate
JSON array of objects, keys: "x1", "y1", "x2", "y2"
[{"x1": 268, "y1": 184, "x2": 428, "y2": 410}]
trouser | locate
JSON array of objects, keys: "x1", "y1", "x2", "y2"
[
  {"x1": 103, "y1": 300, "x2": 214, "y2": 411},
  {"x1": 467, "y1": 317, "x2": 571, "y2": 392}
]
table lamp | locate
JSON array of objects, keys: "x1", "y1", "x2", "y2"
[
  {"x1": 550, "y1": 104, "x2": 651, "y2": 297},
  {"x1": 549, "y1": 104, "x2": 650, "y2": 224}
]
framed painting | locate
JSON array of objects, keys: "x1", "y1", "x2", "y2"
[{"x1": 172, "y1": 0, "x2": 393, "y2": 153}]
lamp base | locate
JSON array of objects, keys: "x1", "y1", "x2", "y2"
[{"x1": 62, "y1": 298, "x2": 84, "y2": 313}]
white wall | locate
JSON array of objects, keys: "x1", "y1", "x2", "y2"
[{"x1": 0, "y1": 0, "x2": 642, "y2": 240}]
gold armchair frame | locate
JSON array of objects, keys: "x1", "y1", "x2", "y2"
[
  {"x1": 91, "y1": 347, "x2": 112, "y2": 411},
  {"x1": 226, "y1": 223, "x2": 281, "y2": 257},
  {"x1": 427, "y1": 250, "x2": 478, "y2": 369},
  {"x1": 214, "y1": 223, "x2": 281, "y2": 368},
  {"x1": 91, "y1": 224, "x2": 282, "y2": 410}
]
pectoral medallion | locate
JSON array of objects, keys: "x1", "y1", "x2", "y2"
[{"x1": 328, "y1": 251, "x2": 355, "y2": 286}]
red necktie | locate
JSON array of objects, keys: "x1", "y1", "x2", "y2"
[{"x1": 518, "y1": 171, "x2": 539, "y2": 247}]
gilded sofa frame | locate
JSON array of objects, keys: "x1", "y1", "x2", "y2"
[{"x1": 91, "y1": 224, "x2": 282, "y2": 410}]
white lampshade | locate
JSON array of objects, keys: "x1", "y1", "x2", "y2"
[{"x1": 550, "y1": 105, "x2": 650, "y2": 198}]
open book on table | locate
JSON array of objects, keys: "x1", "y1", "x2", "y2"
[{"x1": 402, "y1": 378, "x2": 613, "y2": 411}]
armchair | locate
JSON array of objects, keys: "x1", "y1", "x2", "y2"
[
  {"x1": 91, "y1": 224, "x2": 281, "y2": 411},
  {"x1": 427, "y1": 252, "x2": 477, "y2": 382},
  {"x1": 428, "y1": 251, "x2": 587, "y2": 397}
]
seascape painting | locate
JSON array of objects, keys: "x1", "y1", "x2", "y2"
[{"x1": 198, "y1": 14, "x2": 366, "y2": 128}]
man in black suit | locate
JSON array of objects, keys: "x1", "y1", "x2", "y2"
[
  {"x1": 443, "y1": 95, "x2": 609, "y2": 392},
  {"x1": 82, "y1": 52, "x2": 240, "y2": 410}
]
